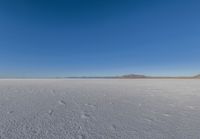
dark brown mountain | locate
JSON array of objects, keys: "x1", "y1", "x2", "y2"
[
  {"x1": 120, "y1": 74, "x2": 147, "y2": 78},
  {"x1": 194, "y1": 74, "x2": 200, "y2": 78}
]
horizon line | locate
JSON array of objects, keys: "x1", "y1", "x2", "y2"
[{"x1": 0, "y1": 73, "x2": 199, "y2": 79}]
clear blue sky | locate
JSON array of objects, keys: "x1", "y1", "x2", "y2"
[{"x1": 0, "y1": 0, "x2": 200, "y2": 77}]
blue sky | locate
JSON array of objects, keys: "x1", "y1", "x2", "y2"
[{"x1": 0, "y1": 0, "x2": 200, "y2": 77}]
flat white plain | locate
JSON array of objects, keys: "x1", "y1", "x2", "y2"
[{"x1": 0, "y1": 79, "x2": 200, "y2": 139}]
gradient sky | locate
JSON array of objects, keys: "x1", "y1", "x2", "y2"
[{"x1": 0, "y1": 0, "x2": 200, "y2": 77}]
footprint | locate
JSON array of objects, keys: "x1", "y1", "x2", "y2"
[
  {"x1": 110, "y1": 124, "x2": 117, "y2": 131},
  {"x1": 138, "y1": 103, "x2": 142, "y2": 107},
  {"x1": 77, "y1": 134, "x2": 86, "y2": 139},
  {"x1": 162, "y1": 113, "x2": 171, "y2": 117},
  {"x1": 85, "y1": 103, "x2": 96, "y2": 109},
  {"x1": 144, "y1": 117, "x2": 154, "y2": 123},
  {"x1": 48, "y1": 109, "x2": 53, "y2": 116},
  {"x1": 169, "y1": 104, "x2": 175, "y2": 107},
  {"x1": 58, "y1": 100, "x2": 66, "y2": 105},
  {"x1": 186, "y1": 106, "x2": 195, "y2": 110},
  {"x1": 81, "y1": 113, "x2": 90, "y2": 119},
  {"x1": 77, "y1": 126, "x2": 82, "y2": 131},
  {"x1": 51, "y1": 90, "x2": 56, "y2": 95},
  {"x1": 7, "y1": 111, "x2": 14, "y2": 114},
  {"x1": 32, "y1": 130, "x2": 38, "y2": 134},
  {"x1": 109, "y1": 102, "x2": 114, "y2": 105}
]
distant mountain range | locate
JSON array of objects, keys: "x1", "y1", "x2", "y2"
[
  {"x1": 1, "y1": 74, "x2": 200, "y2": 79},
  {"x1": 120, "y1": 74, "x2": 147, "y2": 78},
  {"x1": 67, "y1": 74, "x2": 200, "y2": 79},
  {"x1": 194, "y1": 74, "x2": 200, "y2": 78}
]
